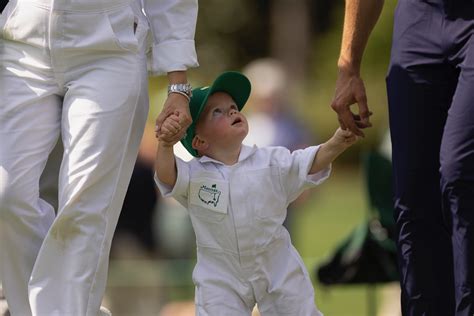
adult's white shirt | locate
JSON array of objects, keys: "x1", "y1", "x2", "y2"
[{"x1": 141, "y1": 0, "x2": 199, "y2": 75}]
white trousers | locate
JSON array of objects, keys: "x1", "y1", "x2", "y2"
[{"x1": 0, "y1": 0, "x2": 149, "y2": 315}]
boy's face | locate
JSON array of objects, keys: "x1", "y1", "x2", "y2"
[{"x1": 194, "y1": 92, "x2": 249, "y2": 152}]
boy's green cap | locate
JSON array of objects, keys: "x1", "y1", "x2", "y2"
[{"x1": 181, "y1": 71, "x2": 251, "y2": 157}]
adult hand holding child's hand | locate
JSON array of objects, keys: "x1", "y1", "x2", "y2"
[
  {"x1": 156, "y1": 111, "x2": 183, "y2": 147},
  {"x1": 155, "y1": 92, "x2": 192, "y2": 143}
]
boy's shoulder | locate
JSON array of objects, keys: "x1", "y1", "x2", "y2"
[
  {"x1": 257, "y1": 145, "x2": 291, "y2": 155},
  {"x1": 241, "y1": 145, "x2": 293, "y2": 163},
  {"x1": 242, "y1": 145, "x2": 294, "y2": 167},
  {"x1": 255, "y1": 145, "x2": 318, "y2": 167}
]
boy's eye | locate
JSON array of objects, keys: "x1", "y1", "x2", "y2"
[{"x1": 212, "y1": 108, "x2": 223, "y2": 115}]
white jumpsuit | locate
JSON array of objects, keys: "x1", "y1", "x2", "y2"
[
  {"x1": 155, "y1": 145, "x2": 327, "y2": 316},
  {"x1": 0, "y1": 0, "x2": 198, "y2": 315}
]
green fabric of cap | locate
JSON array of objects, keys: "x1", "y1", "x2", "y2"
[{"x1": 180, "y1": 71, "x2": 251, "y2": 157}]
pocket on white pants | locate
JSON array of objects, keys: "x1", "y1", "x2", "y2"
[{"x1": 105, "y1": 5, "x2": 139, "y2": 53}]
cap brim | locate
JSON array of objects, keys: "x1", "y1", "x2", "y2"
[{"x1": 182, "y1": 71, "x2": 251, "y2": 157}]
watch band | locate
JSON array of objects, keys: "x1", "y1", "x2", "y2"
[{"x1": 168, "y1": 83, "x2": 193, "y2": 99}]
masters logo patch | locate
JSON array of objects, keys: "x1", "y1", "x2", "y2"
[
  {"x1": 190, "y1": 178, "x2": 228, "y2": 214},
  {"x1": 198, "y1": 184, "x2": 221, "y2": 207}
]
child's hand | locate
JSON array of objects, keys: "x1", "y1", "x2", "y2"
[
  {"x1": 332, "y1": 127, "x2": 358, "y2": 148},
  {"x1": 156, "y1": 111, "x2": 183, "y2": 147}
]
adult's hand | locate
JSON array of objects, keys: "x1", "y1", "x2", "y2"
[
  {"x1": 155, "y1": 93, "x2": 192, "y2": 143},
  {"x1": 330, "y1": 68, "x2": 372, "y2": 137}
]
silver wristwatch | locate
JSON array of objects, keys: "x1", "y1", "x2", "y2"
[{"x1": 168, "y1": 83, "x2": 193, "y2": 99}]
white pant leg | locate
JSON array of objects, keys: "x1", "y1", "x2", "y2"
[
  {"x1": 26, "y1": 3, "x2": 149, "y2": 315},
  {"x1": 1, "y1": 0, "x2": 149, "y2": 314},
  {"x1": 254, "y1": 245, "x2": 323, "y2": 316},
  {"x1": 0, "y1": 22, "x2": 62, "y2": 316}
]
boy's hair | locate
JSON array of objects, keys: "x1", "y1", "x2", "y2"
[{"x1": 181, "y1": 71, "x2": 251, "y2": 157}]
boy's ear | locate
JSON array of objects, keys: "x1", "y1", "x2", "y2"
[{"x1": 192, "y1": 135, "x2": 208, "y2": 152}]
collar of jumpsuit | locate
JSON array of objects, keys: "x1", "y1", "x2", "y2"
[{"x1": 197, "y1": 144, "x2": 258, "y2": 165}]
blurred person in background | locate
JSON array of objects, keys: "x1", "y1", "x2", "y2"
[
  {"x1": 242, "y1": 58, "x2": 316, "y2": 232},
  {"x1": 243, "y1": 58, "x2": 314, "y2": 155},
  {"x1": 0, "y1": 1, "x2": 198, "y2": 315},
  {"x1": 330, "y1": 0, "x2": 474, "y2": 315}
]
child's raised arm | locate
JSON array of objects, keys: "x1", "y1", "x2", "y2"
[
  {"x1": 309, "y1": 128, "x2": 358, "y2": 174},
  {"x1": 155, "y1": 113, "x2": 183, "y2": 187}
]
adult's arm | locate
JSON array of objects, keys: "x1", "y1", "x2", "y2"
[
  {"x1": 331, "y1": 0, "x2": 384, "y2": 137},
  {"x1": 143, "y1": 0, "x2": 199, "y2": 141}
]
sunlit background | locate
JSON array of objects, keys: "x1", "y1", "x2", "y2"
[{"x1": 103, "y1": 1, "x2": 399, "y2": 315}]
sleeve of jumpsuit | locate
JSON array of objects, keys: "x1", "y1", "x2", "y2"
[
  {"x1": 154, "y1": 157, "x2": 191, "y2": 208},
  {"x1": 143, "y1": 0, "x2": 199, "y2": 75},
  {"x1": 278, "y1": 145, "x2": 332, "y2": 203}
]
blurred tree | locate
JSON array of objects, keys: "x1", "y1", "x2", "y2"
[
  {"x1": 269, "y1": 0, "x2": 310, "y2": 84},
  {"x1": 194, "y1": 0, "x2": 270, "y2": 79},
  {"x1": 194, "y1": 0, "x2": 341, "y2": 83}
]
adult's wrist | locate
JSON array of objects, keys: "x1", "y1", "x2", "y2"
[
  {"x1": 167, "y1": 70, "x2": 188, "y2": 84},
  {"x1": 168, "y1": 83, "x2": 193, "y2": 101},
  {"x1": 337, "y1": 57, "x2": 361, "y2": 77}
]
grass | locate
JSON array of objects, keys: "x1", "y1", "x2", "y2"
[{"x1": 292, "y1": 163, "x2": 390, "y2": 316}]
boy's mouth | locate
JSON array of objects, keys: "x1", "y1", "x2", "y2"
[{"x1": 232, "y1": 117, "x2": 242, "y2": 125}]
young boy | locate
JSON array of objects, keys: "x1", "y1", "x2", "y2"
[{"x1": 155, "y1": 71, "x2": 358, "y2": 315}]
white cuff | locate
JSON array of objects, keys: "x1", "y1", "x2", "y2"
[{"x1": 148, "y1": 40, "x2": 199, "y2": 76}]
